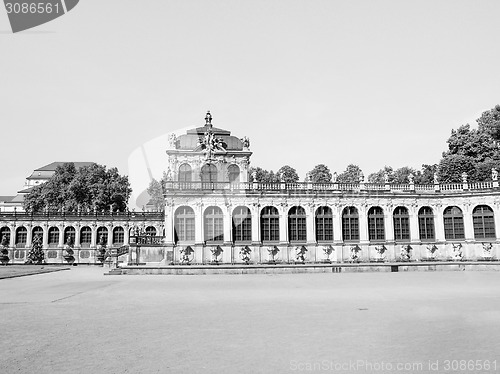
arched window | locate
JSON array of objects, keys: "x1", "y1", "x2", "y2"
[
  {"x1": 342, "y1": 207, "x2": 359, "y2": 241},
  {"x1": 204, "y1": 206, "x2": 224, "y2": 242},
  {"x1": 288, "y1": 206, "x2": 306, "y2": 242},
  {"x1": 232, "y1": 206, "x2": 252, "y2": 242},
  {"x1": 393, "y1": 207, "x2": 410, "y2": 241},
  {"x1": 48, "y1": 227, "x2": 59, "y2": 248},
  {"x1": 228, "y1": 164, "x2": 240, "y2": 183},
  {"x1": 0, "y1": 226, "x2": 10, "y2": 244},
  {"x1": 174, "y1": 206, "x2": 195, "y2": 243},
  {"x1": 418, "y1": 207, "x2": 435, "y2": 240},
  {"x1": 368, "y1": 207, "x2": 385, "y2": 241},
  {"x1": 113, "y1": 227, "x2": 124, "y2": 245},
  {"x1": 145, "y1": 226, "x2": 157, "y2": 236},
  {"x1": 32, "y1": 226, "x2": 43, "y2": 244},
  {"x1": 201, "y1": 164, "x2": 218, "y2": 183},
  {"x1": 473, "y1": 205, "x2": 496, "y2": 239},
  {"x1": 97, "y1": 226, "x2": 108, "y2": 246},
  {"x1": 64, "y1": 227, "x2": 76, "y2": 246},
  {"x1": 15, "y1": 227, "x2": 27, "y2": 248},
  {"x1": 443, "y1": 206, "x2": 464, "y2": 240},
  {"x1": 80, "y1": 226, "x2": 92, "y2": 248},
  {"x1": 316, "y1": 206, "x2": 333, "y2": 242},
  {"x1": 178, "y1": 163, "x2": 192, "y2": 182},
  {"x1": 261, "y1": 206, "x2": 279, "y2": 242}
]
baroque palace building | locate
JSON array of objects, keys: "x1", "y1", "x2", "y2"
[{"x1": 1, "y1": 111, "x2": 500, "y2": 265}]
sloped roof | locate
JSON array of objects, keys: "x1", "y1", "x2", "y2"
[
  {"x1": 33, "y1": 162, "x2": 94, "y2": 172},
  {"x1": 27, "y1": 162, "x2": 94, "y2": 179},
  {"x1": 0, "y1": 196, "x2": 15, "y2": 202}
]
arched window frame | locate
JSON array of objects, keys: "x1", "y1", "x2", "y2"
[
  {"x1": 0, "y1": 226, "x2": 11, "y2": 245},
  {"x1": 32, "y1": 226, "x2": 44, "y2": 244},
  {"x1": 174, "y1": 206, "x2": 195, "y2": 243},
  {"x1": 228, "y1": 164, "x2": 240, "y2": 183},
  {"x1": 204, "y1": 206, "x2": 224, "y2": 243},
  {"x1": 96, "y1": 226, "x2": 108, "y2": 246},
  {"x1": 368, "y1": 207, "x2": 385, "y2": 242},
  {"x1": 473, "y1": 205, "x2": 496, "y2": 240},
  {"x1": 113, "y1": 227, "x2": 125, "y2": 245},
  {"x1": 80, "y1": 226, "x2": 92, "y2": 248},
  {"x1": 443, "y1": 206, "x2": 465, "y2": 240},
  {"x1": 316, "y1": 206, "x2": 333, "y2": 242},
  {"x1": 145, "y1": 226, "x2": 157, "y2": 236},
  {"x1": 201, "y1": 164, "x2": 218, "y2": 184},
  {"x1": 393, "y1": 207, "x2": 410, "y2": 242},
  {"x1": 418, "y1": 207, "x2": 435, "y2": 241},
  {"x1": 232, "y1": 206, "x2": 252, "y2": 243},
  {"x1": 64, "y1": 226, "x2": 76, "y2": 245},
  {"x1": 261, "y1": 206, "x2": 279, "y2": 242},
  {"x1": 288, "y1": 206, "x2": 307, "y2": 243},
  {"x1": 15, "y1": 227, "x2": 27, "y2": 248},
  {"x1": 178, "y1": 163, "x2": 192, "y2": 182},
  {"x1": 342, "y1": 206, "x2": 359, "y2": 242},
  {"x1": 47, "y1": 227, "x2": 60, "y2": 248}
]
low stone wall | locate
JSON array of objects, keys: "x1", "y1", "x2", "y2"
[{"x1": 119, "y1": 262, "x2": 500, "y2": 275}]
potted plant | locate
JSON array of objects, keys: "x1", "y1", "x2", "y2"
[
  {"x1": 211, "y1": 245, "x2": 223, "y2": 264},
  {"x1": 482, "y1": 242, "x2": 493, "y2": 261},
  {"x1": 451, "y1": 243, "x2": 464, "y2": 261},
  {"x1": 426, "y1": 245, "x2": 438, "y2": 261},
  {"x1": 95, "y1": 234, "x2": 107, "y2": 264},
  {"x1": 25, "y1": 234, "x2": 44, "y2": 265},
  {"x1": 180, "y1": 246, "x2": 195, "y2": 265},
  {"x1": 0, "y1": 234, "x2": 9, "y2": 265},
  {"x1": 63, "y1": 236, "x2": 75, "y2": 265}
]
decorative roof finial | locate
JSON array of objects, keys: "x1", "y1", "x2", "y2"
[{"x1": 205, "y1": 110, "x2": 212, "y2": 128}]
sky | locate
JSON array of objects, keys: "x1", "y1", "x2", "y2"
[{"x1": 1, "y1": 0, "x2": 500, "y2": 196}]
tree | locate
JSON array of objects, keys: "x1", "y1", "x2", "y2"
[
  {"x1": 337, "y1": 164, "x2": 363, "y2": 183},
  {"x1": 25, "y1": 234, "x2": 44, "y2": 265},
  {"x1": 444, "y1": 124, "x2": 497, "y2": 162},
  {"x1": 437, "y1": 154, "x2": 476, "y2": 183},
  {"x1": 307, "y1": 164, "x2": 332, "y2": 183},
  {"x1": 415, "y1": 164, "x2": 438, "y2": 184},
  {"x1": 147, "y1": 178, "x2": 164, "y2": 211},
  {"x1": 249, "y1": 167, "x2": 279, "y2": 183},
  {"x1": 368, "y1": 166, "x2": 394, "y2": 183},
  {"x1": 23, "y1": 163, "x2": 132, "y2": 212},
  {"x1": 392, "y1": 166, "x2": 419, "y2": 183},
  {"x1": 276, "y1": 165, "x2": 299, "y2": 183},
  {"x1": 477, "y1": 104, "x2": 500, "y2": 141}
]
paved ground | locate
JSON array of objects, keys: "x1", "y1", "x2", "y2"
[{"x1": 1, "y1": 268, "x2": 499, "y2": 374}]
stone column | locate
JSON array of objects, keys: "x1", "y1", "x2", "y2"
[
  {"x1": 306, "y1": 205, "x2": 315, "y2": 245},
  {"x1": 279, "y1": 204, "x2": 288, "y2": 244},
  {"x1": 251, "y1": 204, "x2": 260, "y2": 244},
  {"x1": 24, "y1": 224, "x2": 32, "y2": 249},
  {"x1": 106, "y1": 224, "x2": 113, "y2": 247},
  {"x1": 74, "y1": 223, "x2": 81, "y2": 248},
  {"x1": 358, "y1": 206, "x2": 369, "y2": 245},
  {"x1": 333, "y1": 204, "x2": 342, "y2": 242},
  {"x1": 9, "y1": 224, "x2": 16, "y2": 248},
  {"x1": 434, "y1": 205, "x2": 445, "y2": 242},
  {"x1": 123, "y1": 223, "x2": 130, "y2": 245},
  {"x1": 58, "y1": 224, "x2": 65, "y2": 248},
  {"x1": 463, "y1": 204, "x2": 474, "y2": 242},
  {"x1": 409, "y1": 206, "x2": 420, "y2": 243},
  {"x1": 384, "y1": 205, "x2": 395, "y2": 243},
  {"x1": 223, "y1": 203, "x2": 232, "y2": 245},
  {"x1": 195, "y1": 202, "x2": 204, "y2": 245},
  {"x1": 494, "y1": 204, "x2": 500, "y2": 241},
  {"x1": 91, "y1": 223, "x2": 97, "y2": 249},
  {"x1": 42, "y1": 223, "x2": 49, "y2": 249}
]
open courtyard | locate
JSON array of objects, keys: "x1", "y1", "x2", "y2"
[{"x1": 1, "y1": 268, "x2": 500, "y2": 373}]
